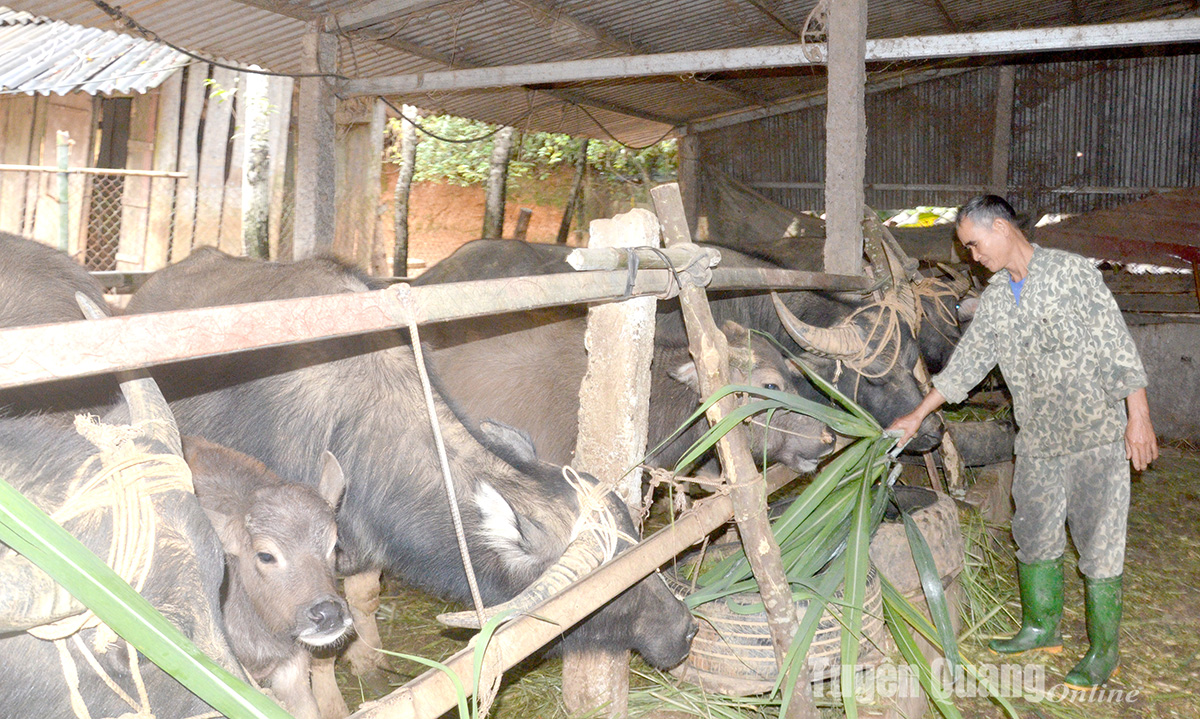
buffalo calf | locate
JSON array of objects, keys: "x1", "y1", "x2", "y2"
[{"x1": 184, "y1": 436, "x2": 351, "y2": 719}]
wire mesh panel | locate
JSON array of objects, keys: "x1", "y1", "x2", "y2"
[{"x1": 84, "y1": 173, "x2": 125, "y2": 271}]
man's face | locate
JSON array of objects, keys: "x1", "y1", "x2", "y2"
[{"x1": 956, "y1": 217, "x2": 1010, "y2": 273}]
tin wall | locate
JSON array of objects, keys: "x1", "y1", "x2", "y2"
[{"x1": 695, "y1": 53, "x2": 1200, "y2": 217}]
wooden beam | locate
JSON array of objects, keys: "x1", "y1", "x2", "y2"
[
  {"x1": 327, "y1": 0, "x2": 458, "y2": 33},
  {"x1": 0, "y1": 267, "x2": 872, "y2": 390},
  {"x1": 194, "y1": 65, "x2": 238, "y2": 249},
  {"x1": 294, "y1": 22, "x2": 338, "y2": 259},
  {"x1": 989, "y1": 65, "x2": 1016, "y2": 195},
  {"x1": 351, "y1": 465, "x2": 798, "y2": 719},
  {"x1": 145, "y1": 71, "x2": 182, "y2": 270},
  {"x1": 823, "y1": 0, "x2": 868, "y2": 276},
  {"x1": 341, "y1": 18, "x2": 1200, "y2": 96}
]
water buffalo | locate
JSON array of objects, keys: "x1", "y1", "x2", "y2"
[
  {"x1": 124, "y1": 248, "x2": 697, "y2": 672},
  {"x1": 0, "y1": 373, "x2": 246, "y2": 717},
  {"x1": 184, "y1": 435, "x2": 352, "y2": 719},
  {"x1": 0, "y1": 233, "x2": 116, "y2": 415},
  {"x1": 413, "y1": 239, "x2": 950, "y2": 454}
]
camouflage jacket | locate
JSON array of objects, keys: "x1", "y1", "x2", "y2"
[{"x1": 932, "y1": 244, "x2": 1147, "y2": 457}]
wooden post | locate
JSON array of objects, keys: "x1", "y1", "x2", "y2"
[
  {"x1": 652, "y1": 183, "x2": 819, "y2": 719},
  {"x1": 266, "y1": 75, "x2": 294, "y2": 261},
  {"x1": 512, "y1": 208, "x2": 532, "y2": 240},
  {"x1": 145, "y1": 71, "x2": 182, "y2": 269},
  {"x1": 989, "y1": 65, "x2": 1016, "y2": 195},
  {"x1": 194, "y1": 66, "x2": 237, "y2": 249},
  {"x1": 171, "y1": 64, "x2": 208, "y2": 262},
  {"x1": 219, "y1": 71, "x2": 248, "y2": 255},
  {"x1": 241, "y1": 72, "x2": 272, "y2": 259},
  {"x1": 392, "y1": 105, "x2": 420, "y2": 276},
  {"x1": 676, "y1": 131, "x2": 699, "y2": 237},
  {"x1": 481, "y1": 126, "x2": 515, "y2": 239},
  {"x1": 294, "y1": 21, "x2": 338, "y2": 259},
  {"x1": 556, "y1": 137, "x2": 588, "y2": 244},
  {"x1": 823, "y1": 0, "x2": 868, "y2": 276},
  {"x1": 565, "y1": 207, "x2": 662, "y2": 717},
  {"x1": 116, "y1": 93, "x2": 158, "y2": 269}
]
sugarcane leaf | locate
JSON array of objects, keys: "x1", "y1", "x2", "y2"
[
  {"x1": 777, "y1": 565, "x2": 843, "y2": 713},
  {"x1": 898, "y1": 499, "x2": 961, "y2": 673},
  {"x1": 471, "y1": 609, "x2": 516, "y2": 718},
  {"x1": 839, "y1": 442, "x2": 880, "y2": 719},
  {"x1": 882, "y1": 598, "x2": 960, "y2": 719},
  {"x1": 0, "y1": 477, "x2": 292, "y2": 719}
]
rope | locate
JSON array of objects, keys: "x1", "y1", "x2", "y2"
[
  {"x1": 835, "y1": 287, "x2": 916, "y2": 380},
  {"x1": 560, "y1": 466, "x2": 638, "y2": 562},
  {"x1": 393, "y1": 285, "x2": 488, "y2": 628}
]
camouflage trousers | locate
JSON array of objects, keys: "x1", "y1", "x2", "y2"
[{"x1": 1012, "y1": 441, "x2": 1129, "y2": 579}]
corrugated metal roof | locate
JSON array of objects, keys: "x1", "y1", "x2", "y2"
[
  {"x1": 0, "y1": 6, "x2": 187, "y2": 96},
  {"x1": 0, "y1": 0, "x2": 1190, "y2": 142}
]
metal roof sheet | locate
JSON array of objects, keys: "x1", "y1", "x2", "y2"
[
  {"x1": 0, "y1": 0, "x2": 1190, "y2": 141},
  {"x1": 0, "y1": 6, "x2": 187, "y2": 96}
]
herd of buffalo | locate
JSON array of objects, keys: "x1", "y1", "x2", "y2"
[{"x1": 0, "y1": 231, "x2": 970, "y2": 716}]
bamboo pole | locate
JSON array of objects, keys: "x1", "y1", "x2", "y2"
[{"x1": 351, "y1": 465, "x2": 798, "y2": 719}]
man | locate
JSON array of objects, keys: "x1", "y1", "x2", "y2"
[{"x1": 889, "y1": 195, "x2": 1157, "y2": 688}]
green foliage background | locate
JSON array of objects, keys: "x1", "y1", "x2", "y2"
[{"x1": 386, "y1": 115, "x2": 677, "y2": 187}]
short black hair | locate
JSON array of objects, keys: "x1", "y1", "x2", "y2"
[{"x1": 956, "y1": 195, "x2": 1017, "y2": 228}]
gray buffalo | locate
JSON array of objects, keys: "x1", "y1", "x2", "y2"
[
  {"x1": 0, "y1": 371, "x2": 246, "y2": 717},
  {"x1": 185, "y1": 435, "x2": 352, "y2": 719},
  {"x1": 125, "y1": 248, "x2": 697, "y2": 671}
]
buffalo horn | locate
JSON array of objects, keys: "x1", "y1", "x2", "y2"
[
  {"x1": 771, "y1": 292, "x2": 864, "y2": 360},
  {"x1": 0, "y1": 552, "x2": 86, "y2": 631},
  {"x1": 436, "y1": 524, "x2": 610, "y2": 629},
  {"x1": 937, "y1": 263, "x2": 971, "y2": 296},
  {"x1": 75, "y1": 293, "x2": 182, "y2": 456}
]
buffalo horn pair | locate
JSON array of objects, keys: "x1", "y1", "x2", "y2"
[{"x1": 771, "y1": 292, "x2": 865, "y2": 361}]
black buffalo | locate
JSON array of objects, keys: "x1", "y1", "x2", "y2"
[
  {"x1": 125, "y1": 248, "x2": 697, "y2": 670},
  {"x1": 414, "y1": 239, "x2": 953, "y2": 454}
]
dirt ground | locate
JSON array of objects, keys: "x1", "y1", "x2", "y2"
[{"x1": 332, "y1": 444, "x2": 1200, "y2": 719}]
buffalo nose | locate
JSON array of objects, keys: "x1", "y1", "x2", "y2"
[
  {"x1": 307, "y1": 600, "x2": 347, "y2": 633},
  {"x1": 820, "y1": 428, "x2": 835, "y2": 445}
]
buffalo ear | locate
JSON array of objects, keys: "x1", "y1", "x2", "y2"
[
  {"x1": 318, "y1": 451, "x2": 346, "y2": 509},
  {"x1": 201, "y1": 506, "x2": 248, "y2": 558},
  {"x1": 720, "y1": 320, "x2": 750, "y2": 346},
  {"x1": 668, "y1": 360, "x2": 699, "y2": 391},
  {"x1": 478, "y1": 420, "x2": 540, "y2": 466}
]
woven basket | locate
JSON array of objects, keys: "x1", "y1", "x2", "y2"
[{"x1": 666, "y1": 558, "x2": 888, "y2": 696}]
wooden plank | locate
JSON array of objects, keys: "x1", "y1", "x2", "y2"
[
  {"x1": 194, "y1": 65, "x2": 237, "y2": 250},
  {"x1": 22, "y1": 96, "x2": 48, "y2": 241},
  {"x1": 1102, "y1": 271, "x2": 1195, "y2": 295},
  {"x1": 333, "y1": 97, "x2": 384, "y2": 265},
  {"x1": 116, "y1": 91, "x2": 158, "y2": 270},
  {"x1": 33, "y1": 94, "x2": 91, "y2": 252},
  {"x1": 1114, "y1": 293, "x2": 1200, "y2": 314},
  {"x1": 350, "y1": 465, "x2": 797, "y2": 719},
  {"x1": 266, "y1": 75, "x2": 294, "y2": 261},
  {"x1": 145, "y1": 70, "x2": 183, "y2": 270},
  {"x1": 0, "y1": 95, "x2": 35, "y2": 234},
  {"x1": 172, "y1": 64, "x2": 209, "y2": 262},
  {"x1": 219, "y1": 71, "x2": 248, "y2": 255},
  {"x1": 241, "y1": 72, "x2": 273, "y2": 259}
]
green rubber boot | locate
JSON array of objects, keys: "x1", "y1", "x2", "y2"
[
  {"x1": 989, "y1": 558, "x2": 1064, "y2": 655},
  {"x1": 1064, "y1": 575, "x2": 1123, "y2": 688}
]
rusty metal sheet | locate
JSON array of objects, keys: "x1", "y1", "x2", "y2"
[{"x1": 1035, "y1": 187, "x2": 1200, "y2": 267}]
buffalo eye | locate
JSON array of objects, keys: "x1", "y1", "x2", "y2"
[
  {"x1": 256, "y1": 551, "x2": 277, "y2": 565},
  {"x1": 763, "y1": 383, "x2": 781, "y2": 392}
]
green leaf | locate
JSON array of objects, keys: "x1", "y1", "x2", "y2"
[
  {"x1": 0, "y1": 477, "x2": 292, "y2": 719},
  {"x1": 898, "y1": 496, "x2": 961, "y2": 673},
  {"x1": 882, "y1": 598, "x2": 961, "y2": 719},
  {"x1": 839, "y1": 441, "x2": 881, "y2": 719}
]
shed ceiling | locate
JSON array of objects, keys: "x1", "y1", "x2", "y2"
[{"x1": 6, "y1": 0, "x2": 1198, "y2": 144}]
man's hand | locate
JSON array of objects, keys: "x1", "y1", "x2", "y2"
[
  {"x1": 1125, "y1": 388, "x2": 1157, "y2": 471},
  {"x1": 886, "y1": 388, "x2": 947, "y2": 446}
]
